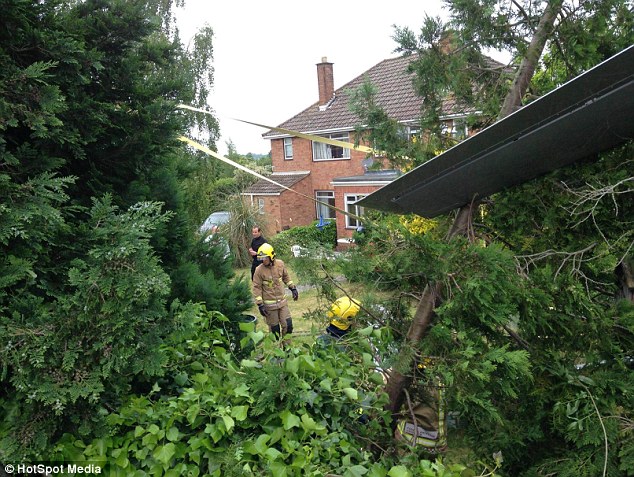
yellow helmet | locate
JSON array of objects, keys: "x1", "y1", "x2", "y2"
[
  {"x1": 257, "y1": 243, "x2": 275, "y2": 261},
  {"x1": 327, "y1": 297, "x2": 361, "y2": 320}
]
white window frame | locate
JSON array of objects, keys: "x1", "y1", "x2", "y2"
[
  {"x1": 312, "y1": 132, "x2": 351, "y2": 161},
  {"x1": 408, "y1": 126, "x2": 421, "y2": 141},
  {"x1": 441, "y1": 119, "x2": 468, "y2": 140},
  {"x1": 283, "y1": 137, "x2": 293, "y2": 160},
  {"x1": 344, "y1": 194, "x2": 366, "y2": 229},
  {"x1": 315, "y1": 190, "x2": 336, "y2": 220},
  {"x1": 453, "y1": 119, "x2": 468, "y2": 140},
  {"x1": 397, "y1": 125, "x2": 420, "y2": 142},
  {"x1": 257, "y1": 198, "x2": 265, "y2": 214}
]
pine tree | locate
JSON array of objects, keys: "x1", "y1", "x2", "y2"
[
  {"x1": 0, "y1": 0, "x2": 250, "y2": 457},
  {"x1": 350, "y1": 1, "x2": 634, "y2": 474}
]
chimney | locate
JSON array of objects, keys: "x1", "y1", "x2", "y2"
[{"x1": 316, "y1": 57, "x2": 334, "y2": 106}]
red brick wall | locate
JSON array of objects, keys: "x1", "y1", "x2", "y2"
[
  {"x1": 333, "y1": 185, "x2": 381, "y2": 241},
  {"x1": 247, "y1": 177, "x2": 315, "y2": 235},
  {"x1": 278, "y1": 176, "x2": 315, "y2": 232},
  {"x1": 272, "y1": 134, "x2": 377, "y2": 184},
  {"x1": 268, "y1": 135, "x2": 386, "y2": 240},
  {"x1": 242, "y1": 195, "x2": 280, "y2": 238},
  {"x1": 272, "y1": 134, "x2": 368, "y2": 185}
]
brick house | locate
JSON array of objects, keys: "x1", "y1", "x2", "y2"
[{"x1": 242, "y1": 55, "x2": 478, "y2": 244}]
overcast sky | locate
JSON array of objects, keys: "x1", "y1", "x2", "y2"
[{"x1": 176, "y1": 0, "x2": 449, "y2": 155}]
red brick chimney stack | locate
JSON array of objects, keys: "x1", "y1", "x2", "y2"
[{"x1": 316, "y1": 57, "x2": 334, "y2": 106}]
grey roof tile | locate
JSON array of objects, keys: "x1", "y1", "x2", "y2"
[
  {"x1": 242, "y1": 172, "x2": 310, "y2": 195},
  {"x1": 263, "y1": 55, "x2": 485, "y2": 138}
]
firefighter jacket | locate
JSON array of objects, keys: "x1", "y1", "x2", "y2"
[{"x1": 252, "y1": 259, "x2": 295, "y2": 307}]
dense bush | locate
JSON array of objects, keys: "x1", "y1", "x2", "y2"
[
  {"x1": 333, "y1": 144, "x2": 634, "y2": 476},
  {"x1": 45, "y1": 307, "x2": 488, "y2": 476},
  {"x1": 270, "y1": 221, "x2": 337, "y2": 261},
  {"x1": 0, "y1": 0, "x2": 251, "y2": 458},
  {"x1": 0, "y1": 197, "x2": 176, "y2": 457},
  {"x1": 222, "y1": 197, "x2": 266, "y2": 268}
]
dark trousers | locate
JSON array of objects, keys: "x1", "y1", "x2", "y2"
[{"x1": 326, "y1": 324, "x2": 349, "y2": 339}]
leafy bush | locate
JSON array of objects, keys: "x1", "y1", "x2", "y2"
[
  {"x1": 0, "y1": 197, "x2": 176, "y2": 458},
  {"x1": 222, "y1": 197, "x2": 264, "y2": 268},
  {"x1": 44, "y1": 307, "x2": 491, "y2": 476},
  {"x1": 335, "y1": 144, "x2": 634, "y2": 476},
  {"x1": 270, "y1": 221, "x2": 337, "y2": 261},
  {"x1": 170, "y1": 235, "x2": 252, "y2": 320}
]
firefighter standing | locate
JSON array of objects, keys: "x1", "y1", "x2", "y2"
[{"x1": 252, "y1": 243, "x2": 298, "y2": 338}]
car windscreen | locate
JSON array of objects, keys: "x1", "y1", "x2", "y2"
[{"x1": 200, "y1": 212, "x2": 230, "y2": 233}]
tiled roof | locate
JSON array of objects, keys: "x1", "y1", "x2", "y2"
[
  {"x1": 263, "y1": 55, "x2": 483, "y2": 138},
  {"x1": 360, "y1": 45, "x2": 634, "y2": 218},
  {"x1": 242, "y1": 171, "x2": 310, "y2": 195}
]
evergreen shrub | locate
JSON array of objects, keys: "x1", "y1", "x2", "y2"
[{"x1": 270, "y1": 221, "x2": 337, "y2": 261}]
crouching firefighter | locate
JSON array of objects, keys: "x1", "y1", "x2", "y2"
[
  {"x1": 252, "y1": 243, "x2": 299, "y2": 339},
  {"x1": 325, "y1": 296, "x2": 361, "y2": 339},
  {"x1": 394, "y1": 360, "x2": 448, "y2": 454},
  {"x1": 317, "y1": 296, "x2": 362, "y2": 349}
]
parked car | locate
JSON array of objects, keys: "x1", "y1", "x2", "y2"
[
  {"x1": 199, "y1": 211, "x2": 231, "y2": 259},
  {"x1": 200, "y1": 211, "x2": 231, "y2": 235}
]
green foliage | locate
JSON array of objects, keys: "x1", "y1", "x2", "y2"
[
  {"x1": 392, "y1": 0, "x2": 634, "y2": 130},
  {"x1": 0, "y1": 196, "x2": 176, "y2": 457},
  {"x1": 183, "y1": 155, "x2": 235, "y2": 228},
  {"x1": 339, "y1": 212, "x2": 451, "y2": 291},
  {"x1": 335, "y1": 139, "x2": 634, "y2": 475},
  {"x1": 169, "y1": 254, "x2": 252, "y2": 321},
  {"x1": 361, "y1": 5, "x2": 634, "y2": 475},
  {"x1": 393, "y1": 14, "x2": 509, "y2": 133},
  {"x1": 270, "y1": 221, "x2": 337, "y2": 261},
  {"x1": 183, "y1": 141, "x2": 268, "y2": 231},
  {"x1": 0, "y1": 0, "x2": 251, "y2": 459},
  {"x1": 349, "y1": 79, "x2": 436, "y2": 169},
  {"x1": 43, "y1": 306, "x2": 489, "y2": 476},
  {"x1": 221, "y1": 196, "x2": 267, "y2": 268},
  {"x1": 2, "y1": 1, "x2": 632, "y2": 475},
  {"x1": 535, "y1": 0, "x2": 634, "y2": 89}
]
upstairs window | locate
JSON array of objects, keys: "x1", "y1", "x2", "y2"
[
  {"x1": 283, "y1": 138, "x2": 293, "y2": 160},
  {"x1": 312, "y1": 132, "x2": 350, "y2": 161}
]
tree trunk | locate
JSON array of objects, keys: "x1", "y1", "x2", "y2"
[
  {"x1": 499, "y1": 0, "x2": 562, "y2": 118},
  {"x1": 385, "y1": 281, "x2": 442, "y2": 417},
  {"x1": 616, "y1": 259, "x2": 634, "y2": 302},
  {"x1": 385, "y1": 204, "x2": 474, "y2": 420},
  {"x1": 384, "y1": 0, "x2": 565, "y2": 423}
]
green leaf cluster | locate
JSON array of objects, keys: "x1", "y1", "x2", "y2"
[
  {"x1": 339, "y1": 142, "x2": 634, "y2": 475},
  {"x1": 42, "y1": 309, "x2": 484, "y2": 476},
  {"x1": 271, "y1": 220, "x2": 338, "y2": 260}
]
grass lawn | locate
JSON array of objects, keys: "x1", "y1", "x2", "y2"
[{"x1": 233, "y1": 264, "x2": 371, "y2": 339}]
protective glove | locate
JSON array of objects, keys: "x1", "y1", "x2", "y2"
[
  {"x1": 258, "y1": 303, "x2": 269, "y2": 317},
  {"x1": 290, "y1": 286, "x2": 299, "y2": 301}
]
